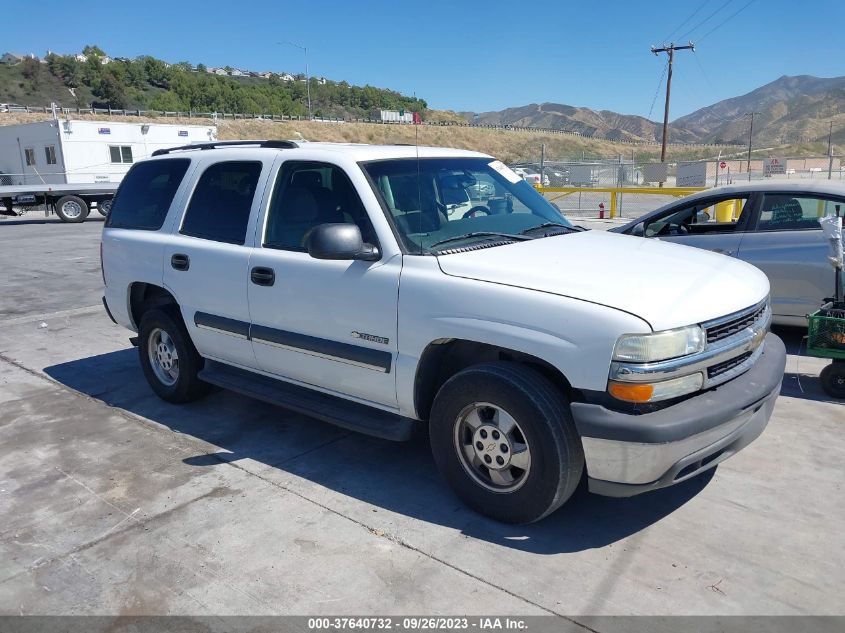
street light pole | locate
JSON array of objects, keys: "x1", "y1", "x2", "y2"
[{"x1": 279, "y1": 41, "x2": 312, "y2": 119}]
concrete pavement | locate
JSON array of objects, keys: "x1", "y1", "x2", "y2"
[{"x1": 0, "y1": 217, "x2": 842, "y2": 617}]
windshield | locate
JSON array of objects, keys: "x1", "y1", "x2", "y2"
[{"x1": 361, "y1": 157, "x2": 572, "y2": 253}]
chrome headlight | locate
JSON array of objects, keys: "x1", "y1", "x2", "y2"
[{"x1": 613, "y1": 325, "x2": 705, "y2": 363}]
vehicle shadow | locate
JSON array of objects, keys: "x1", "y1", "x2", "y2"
[{"x1": 44, "y1": 348, "x2": 715, "y2": 555}]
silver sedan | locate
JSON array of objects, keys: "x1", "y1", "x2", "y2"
[{"x1": 613, "y1": 181, "x2": 844, "y2": 326}]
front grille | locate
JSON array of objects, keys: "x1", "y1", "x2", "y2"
[
  {"x1": 706, "y1": 304, "x2": 766, "y2": 344},
  {"x1": 707, "y1": 351, "x2": 753, "y2": 379}
]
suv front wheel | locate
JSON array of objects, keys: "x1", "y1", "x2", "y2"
[
  {"x1": 138, "y1": 308, "x2": 209, "y2": 403},
  {"x1": 429, "y1": 362, "x2": 584, "y2": 524}
]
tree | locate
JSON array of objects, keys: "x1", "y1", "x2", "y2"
[
  {"x1": 196, "y1": 63, "x2": 207, "y2": 74},
  {"x1": 56, "y1": 56, "x2": 82, "y2": 88},
  {"x1": 125, "y1": 61, "x2": 146, "y2": 88},
  {"x1": 98, "y1": 72, "x2": 128, "y2": 109},
  {"x1": 140, "y1": 56, "x2": 170, "y2": 88},
  {"x1": 21, "y1": 57, "x2": 41, "y2": 87},
  {"x1": 82, "y1": 45, "x2": 106, "y2": 58}
]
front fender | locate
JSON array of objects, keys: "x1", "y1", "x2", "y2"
[{"x1": 395, "y1": 257, "x2": 649, "y2": 418}]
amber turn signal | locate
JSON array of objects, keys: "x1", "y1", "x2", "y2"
[{"x1": 607, "y1": 381, "x2": 655, "y2": 403}]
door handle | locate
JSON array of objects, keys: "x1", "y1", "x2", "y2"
[
  {"x1": 171, "y1": 253, "x2": 190, "y2": 271},
  {"x1": 251, "y1": 266, "x2": 275, "y2": 286}
]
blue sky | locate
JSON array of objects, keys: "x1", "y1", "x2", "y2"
[{"x1": 5, "y1": 0, "x2": 844, "y2": 119}]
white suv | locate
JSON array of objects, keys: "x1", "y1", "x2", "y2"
[{"x1": 101, "y1": 140, "x2": 785, "y2": 523}]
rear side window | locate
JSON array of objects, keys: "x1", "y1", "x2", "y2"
[
  {"x1": 106, "y1": 159, "x2": 190, "y2": 230},
  {"x1": 181, "y1": 161, "x2": 262, "y2": 245},
  {"x1": 756, "y1": 194, "x2": 836, "y2": 231}
]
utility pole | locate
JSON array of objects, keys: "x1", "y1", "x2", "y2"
[
  {"x1": 828, "y1": 120, "x2": 834, "y2": 180},
  {"x1": 651, "y1": 42, "x2": 694, "y2": 178},
  {"x1": 539, "y1": 143, "x2": 545, "y2": 187},
  {"x1": 745, "y1": 112, "x2": 761, "y2": 181}
]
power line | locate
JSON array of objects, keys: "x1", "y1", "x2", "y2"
[
  {"x1": 697, "y1": 0, "x2": 757, "y2": 42},
  {"x1": 678, "y1": 0, "x2": 732, "y2": 41},
  {"x1": 647, "y1": 59, "x2": 669, "y2": 120},
  {"x1": 664, "y1": 0, "x2": 712, "y2": 44},
  {"x1": 692, "y1": 49, "x2": 717, "y2": 94}
]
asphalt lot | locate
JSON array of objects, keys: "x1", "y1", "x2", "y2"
[{"x1": 0, "y1": 216, "x2": 843, "y2": 617}]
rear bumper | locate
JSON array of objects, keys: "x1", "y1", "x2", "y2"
[{"x1": 571, "y1": 333, "x2": 786, "y2": 497}]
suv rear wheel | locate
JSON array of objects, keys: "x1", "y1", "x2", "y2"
[
  {"x1": 138, "y1": 308, "x2": 209, "y2": 403},
  {"x1": 429, "y1": 362, "x2": 584, "y2": 524}
]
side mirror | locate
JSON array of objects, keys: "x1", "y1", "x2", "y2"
[
  {"x1": 695, "y1": 210, "x2": 711, "y2": 223},
  {"x1": 306, "y1": 223, "x2": 380, "y2": 261},
  {"x1": 631, "y1": 222, "x2": 645, "y2": 237}
]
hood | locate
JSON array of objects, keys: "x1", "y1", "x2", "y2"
[{"x1": 436, "y1": 230, "x2": 769, "y2": 331}]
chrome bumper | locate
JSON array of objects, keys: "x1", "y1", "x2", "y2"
[{"x1": 571, "y1": 333, "x2": 786, "y2": 497}]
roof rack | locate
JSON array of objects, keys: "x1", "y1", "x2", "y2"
[{"x1": 152, "y1": 139, "x2": 298, "y2": 157}]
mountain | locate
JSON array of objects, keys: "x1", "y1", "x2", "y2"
[
  {"x1": 465, "y1": 103, "x2": 698, "y2": 144},
  {"x1": 672, "y1": 75, "x2": 845, "y2": 145},
  {"x1": 466, "y1": 75, "x2": 845, "y2": 147}
]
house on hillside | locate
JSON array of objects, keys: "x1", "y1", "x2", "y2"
[
  {"x1": 74, "y1": 53, "x2": 111, "y2": 64},
  {"x1": 258, "y1": 71, "x2": 273, "y2": 79},
  {"x1": 1, "y1": 53, "x2": 25, "y2": 65},
  {"x1": 280, "y1": 73, "x2": 295, "y2": 82}
]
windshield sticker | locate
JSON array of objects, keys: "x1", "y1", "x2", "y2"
[{"x1": 488, "y1": 160, "x2": 522, "y2": 184}]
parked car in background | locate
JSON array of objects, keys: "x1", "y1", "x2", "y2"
[
  {"x1": 612, "y1": 182, "x2": 844, "y2": 327},
  {"x1": 511, "y1": 166, "x2": 550, "y2": 187}
]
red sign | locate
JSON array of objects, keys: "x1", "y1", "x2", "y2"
[{"x1": 719, "y1": 161, "x2": 727, "y2": 169}]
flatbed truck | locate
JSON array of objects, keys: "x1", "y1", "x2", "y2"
[{"x1": 0, "y1": 182, "x2": 118, "y2": 222}]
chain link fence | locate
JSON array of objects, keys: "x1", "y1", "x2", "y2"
[{"x1": 519, "y1": 155, "x2": 845, "y2": 220}]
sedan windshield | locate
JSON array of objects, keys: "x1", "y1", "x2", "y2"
[{"x1": 361, "y1": 157, "x2": 573, "y2": 253}]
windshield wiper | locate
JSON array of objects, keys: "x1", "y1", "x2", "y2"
[
  {"x1": 429, "y1": 231, "x2": 532, "y2": 249},
  {"x1": 520, "y1": 222, "x2": 584, "y2": 235}
]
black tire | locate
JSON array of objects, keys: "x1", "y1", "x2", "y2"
[
  {"x1": 429, "y1": 362, "x2": 584, "y2": 524},
  {"x1": 820, "y1": 362, "x2": 845, "y2": 399},
  {"x1": 55, "y1": 195, "x2": 89, "y2": 223},
  {"x1": 97, "y1": 198, "x2": 113, "y2": 216},
  {"x1": 138, "y1": 307, "x2": 209, "y2": 403}
]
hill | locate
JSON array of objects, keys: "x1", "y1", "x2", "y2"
[
  {"x1": 672, "y1": 75, "x2": 845, "y2": 145},
  {"x1": 0, "y1": 47, "x2": 426, "y2": 120},
  {"x1": 0, "y1": 112, "x2": 740, "y2": 164},
  {"x1": 465, "y1": 103, "x2": 699, "y2": 144},
  {"x1": 466, "y1": 75, "x2": 845, "y2": 148}
]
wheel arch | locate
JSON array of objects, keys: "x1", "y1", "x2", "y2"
[
  {"x1": 413, "y1": 338, "x2": 577, "y2": 421},
  {"x1": 129, "y1": 282, "x2": 180, "y2": 330}
]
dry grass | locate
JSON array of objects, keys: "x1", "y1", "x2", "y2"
[{"x1": 0, "y1": 112, "x2": 748, "y2": 162}]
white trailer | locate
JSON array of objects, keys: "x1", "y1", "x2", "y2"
[
  {"x1": 0, "y1": 119, "x2": 217, "y2": 222},
  {"x1": 375, "y1": 109, "x2": 413, "y2": 123}
]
